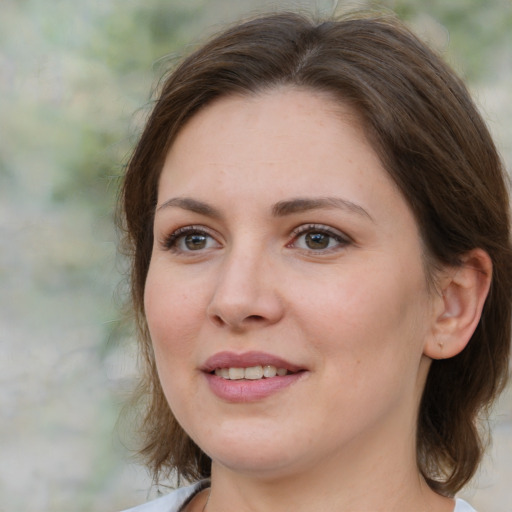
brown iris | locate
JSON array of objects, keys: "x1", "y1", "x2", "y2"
[
  {"x1": 185, "y1": 233, "x2": 208, "y2": 250},
  {"x1": 305, "y1": 232, "x2": 330, "y2": 250}
]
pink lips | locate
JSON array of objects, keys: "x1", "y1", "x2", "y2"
[{"x1": 201, "y1": 351, "x2": 306, "y2": 402}]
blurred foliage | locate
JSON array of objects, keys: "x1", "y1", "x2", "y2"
[
  {"x1": 389, "y1": 0, "x2": 512, "y2": 81},
  {"x1": 1, "y1": 0, "x2": 206, "y2": 209}
]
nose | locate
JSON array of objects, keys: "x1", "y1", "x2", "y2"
[{"x1": 207, "y1": 248, "x2": 284, "y2": 331}]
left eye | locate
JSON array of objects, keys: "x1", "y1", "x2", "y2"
[
  {"x1": 290, "y1": 226, "x2": 349, "y2": 251},
  {"x1": 164, "y1": 227, "x2": 220, "y2": 253}
]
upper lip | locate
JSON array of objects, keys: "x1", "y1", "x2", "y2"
[{"x1": 201, "y1": 351, "x2": 304, "y2": 373}]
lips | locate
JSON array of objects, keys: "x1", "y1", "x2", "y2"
[{"x1": 201, "y1": 351, "x2": 307, "y2": 402}]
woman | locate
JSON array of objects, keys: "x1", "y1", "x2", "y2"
[{"x1": 119, "y1": 11, "x2": 512, "y2": 512}]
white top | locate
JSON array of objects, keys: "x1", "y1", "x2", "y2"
[
  {"x1": 454, "y1": 498, "x2": 478, "y2": 512},
  {"x1": 120, "y1": 482, "x2": 477, "y2": 512},
  {"x1": 121, "y1": 482, "x2": 204, "y2": 512}
]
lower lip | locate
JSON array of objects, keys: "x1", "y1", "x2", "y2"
[{"x1": 204, "y1": 372, "x2": 305, "y2": 402}]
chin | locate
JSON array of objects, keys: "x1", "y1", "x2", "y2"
[
  {"x1": 211, "y1": 450, "x2": 304, "y2": 480},
  {"x1": 195, "y1": 423, "x2": 306, "y2": 477}
]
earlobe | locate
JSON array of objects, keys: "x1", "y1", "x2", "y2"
[{"x1": 424, "y1": 249, "x2": 492, "y2": 360}]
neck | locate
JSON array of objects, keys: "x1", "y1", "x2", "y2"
[{"x1": 206, "y1": 459, "x2": 453, "y2": 512}]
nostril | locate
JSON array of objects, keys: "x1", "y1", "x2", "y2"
[
  {"x1": 246, "y1": 315, "x2": 264, "y2": 321},
  {"x1": 210, "y1": 313, "x2": 265, "y2": 328},
  {"x1": 211, "y1": 314, "x2": 225, "y2": 327}
]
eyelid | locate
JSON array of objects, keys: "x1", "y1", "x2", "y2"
[{"x1": 290, "y1": 223, "x2": 350, "y2": 238}]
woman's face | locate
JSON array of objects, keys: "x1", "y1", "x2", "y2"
[{"x1": 145, "y1": 88, "x2": 437, "y2": 478}]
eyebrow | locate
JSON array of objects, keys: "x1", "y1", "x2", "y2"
[
  {"x1": 156, "y1": 196, "x2": 373, "y2": 221},
  {"x1": 156, "y1": 197, "x2": 222, "y2": 218},
  {"x1": 272, "y1": 197, "x2": 373, "y2": 221}
]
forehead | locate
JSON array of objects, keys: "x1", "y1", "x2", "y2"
[
  {"x1": 173, "y1": 87, "x2": 363, "y2": 147},
  {"x1": 159, "y1": 87, "x2": 384, "y2": 196}
]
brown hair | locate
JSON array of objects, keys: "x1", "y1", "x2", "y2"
[{"x1": 120, "y1": 11, "x2": 512, "y2": 495}]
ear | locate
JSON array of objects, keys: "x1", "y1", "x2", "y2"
[{"x1": 424, "y1": 248, "x2": 492, "y2": 360}]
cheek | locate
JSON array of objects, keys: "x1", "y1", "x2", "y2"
[
  {"x1": 299, "y1": 257, "x2": 431, "y2": 363},
  {"x1": 144, "y1": 265, "x2": 205, "y2": 360},
  {"x1": 144, "y1": 268, "x2": 205, "y2": 413},
  {"x1": 310, "y1": 268, "x2": 431, "y2": 418}
]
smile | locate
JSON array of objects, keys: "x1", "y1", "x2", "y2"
[
  {"x1": 214, "y1": 365, "x2": 291, "y2": 380},
  {"x1": 202, "y1": 351, "x2": 306, "y2": 402}
]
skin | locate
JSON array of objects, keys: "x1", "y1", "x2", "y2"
[{"x1": 144, "y1": 88, "x2": 459, "y2": 511}]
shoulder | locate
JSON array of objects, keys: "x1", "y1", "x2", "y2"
[
  {"x1": 120, "y1": 481, "x2": 207, "y2": 512},
  {"x1": 454, "y1": 498, "x2": 477, "y2": 512}
]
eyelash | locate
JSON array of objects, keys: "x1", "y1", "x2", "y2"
[
  {"x1": 288, "y1": 224, "x2": 352, "y2": 252},
  {"x1": 163, "y1": 225, "x2": 218, "y2": 253},
  {"x1": 162, "y1": 224, "x2": 352, "y2": 254}
]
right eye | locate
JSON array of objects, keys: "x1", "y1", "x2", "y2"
[{"x1": 164, "y1": 226, "x2": 221, "y2": 253}]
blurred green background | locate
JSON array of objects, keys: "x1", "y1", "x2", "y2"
[{"x1": 1, "y1": 0, "x2": 511, "y2": 511}]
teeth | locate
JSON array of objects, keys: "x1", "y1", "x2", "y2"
[
  {"x1": 228, "y1": 367, "x2": 245, "y2": 380},
  {"x1": 245, "y1": 366, "x2": 264, "y2": 380},
  {"x1": 263, "y1": 365, "x2": 277, "y2": 378},
  {"x1": 214, "y1": 365, "x2": 289, "y2": 380}
]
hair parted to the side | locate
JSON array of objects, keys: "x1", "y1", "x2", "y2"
[{"x1": 119, "y1": 11, "x2": 512, "y2": 495}]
